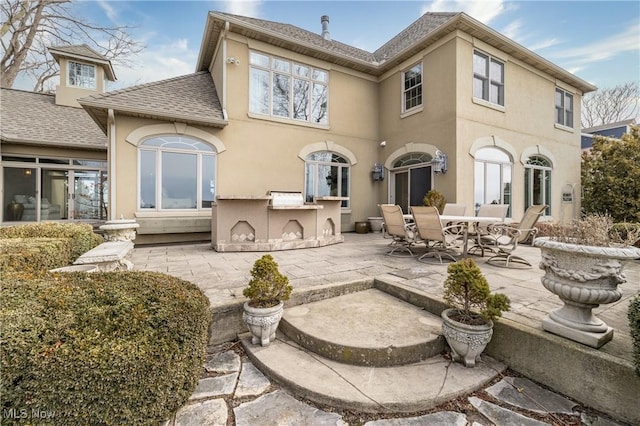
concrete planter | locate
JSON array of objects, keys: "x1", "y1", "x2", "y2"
[
  {"x1": 243, "y1": 301, "x2": 284, "y2": 346},
  {"x1": 441, "y1": 308, "x2": 493, "y2": 367},
  {"x1": 534, "y1": 237, "x2": 640, "y2": 348},
  {"x1": 368, "y1": 217, "x2": 384, "y2": 233}
]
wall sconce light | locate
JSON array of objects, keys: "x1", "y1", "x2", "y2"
[
  {"x1": 379, "y1": 140, "x2": 386, "y2": 147},
  {"x1": 371, "y1": 163, "x2": 385, "y2": 181},
  {"x1": 432, "y1": 150, "x2": 448, "y2": 174},
  {"x1": 226, "y1": 57, "x2": 240, "y2": 65}
]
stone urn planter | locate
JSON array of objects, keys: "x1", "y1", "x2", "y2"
[
  {"x1": 441, "y1": 308, "x2": 493, "y2": 367},
  {"x1": 441, "y1": 259, "x2": 510, "y2": 367},
  {"x1": 534, "y1": 237, "x2": 640, "y2": 348},
  {"x1": 243, "y1": 301, "x2": 284, "y2": 346}
]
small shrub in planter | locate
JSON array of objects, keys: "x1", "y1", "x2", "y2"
[
  {"x1": 243, "y1": 254, "x2": 292, "y2": 308},
  {"x1": 423, "y1": 189, "x2": 446, "y2": 214},
  {"x1": 1, "y1": 271, "x2": 212, "y2": 425},
  {"x1": 0, "y1": 222, "x2": 103, "y2": 261},
  {"x1": 629, "y1": 295, "x2": 640, "y2": 376}
]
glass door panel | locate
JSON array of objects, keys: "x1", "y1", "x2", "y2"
[
  {"x1": 409, "y1": 166, "x2": 432, "y2": 209},
  {"x1": 42, "y1": 169, "x2": 68, "y2": 220},
  {"x1": 394, "y1": 171, "x2": 408, "y2": 213},
  {"x1": 3, "y1": 167, "x2": 36, "y2": 221},
  {"x1": 73, "y1": 171, "x2": 105, "y2": 220}
]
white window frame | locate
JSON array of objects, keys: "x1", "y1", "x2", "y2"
[
  {"x1": 249, "y1": 51, "x2": 329, "y2": 125},
  {"x1": 304, "y1": 152, "x2": 350, "y2": 208},
  {"x1": 524, "y1": 156, "x2": 552, "y2": 216},
  {"x1": 473, "y1": 50, "x2": 504, "y2": 106},
  {"x1": 555, "y1": 88, "x2": 573, "y2": 128},
  {"x1": 137, "y1": 136, "x2": 216, "y2": 211},
  {"x1": 68, "y1": 61, "x2": 96, "y2": 89},
  {"x1": 474, "y1": 147, "x2": 512, "y2": 217},
  {"x1": 402, "y1": 62, "x2": 423, "y2": 113}
]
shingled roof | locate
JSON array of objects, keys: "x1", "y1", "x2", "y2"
[
  {"x1": 0, "y1": 88, "x2": 107, "y2": 149},
  {"x1": 79, "y1": 71, "x2": 226, "y2": 132}
]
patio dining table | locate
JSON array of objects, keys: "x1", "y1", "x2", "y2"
[{"x1": 439, "y1": 215, "x2": 504, "y2": 257}]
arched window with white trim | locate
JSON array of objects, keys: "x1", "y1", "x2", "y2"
[
  {"x1": 524, "y1": 155, "x2": 552, "y2": 215},
  {"x1": 138, "y1": 135, "x2": 216, "y2": 210},
  {"x1": 305, "y1": 152, "x2": 349, "y2": 207},
  {"x1": 474, "y1": 147, "x2": 512, "y2": 217}
]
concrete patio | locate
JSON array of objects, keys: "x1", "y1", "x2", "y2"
[{"x1": 130, "y1": 232, "x2": 640, "y2": 424}]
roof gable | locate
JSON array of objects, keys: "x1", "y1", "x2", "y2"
[{"x1": 78, "y1": 71, "x2": 226, "y2": 131}]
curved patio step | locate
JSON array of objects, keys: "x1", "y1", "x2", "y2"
[
  {"x1": 240, "y1": 332, "x2": 506, "y2": 414},
  {"x1": 279, "y1": 288, "x2": 445, "y2": 367}
]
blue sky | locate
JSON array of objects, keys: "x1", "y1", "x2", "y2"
[{"x1": 48, "y1": 1, "x2": 640, "y2": 91}]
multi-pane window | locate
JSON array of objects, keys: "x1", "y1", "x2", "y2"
[
  {"x1": 250, "y1": 51, "x2": 328, "y2": 124},
  {"x1": 68, "y1": 61, "x2": 96, "y2": 89},
  {"x1": 473, "y1": 50, "x2": 504, "y2": 106},
  {"x1": 402, "y1": 63, "x2": 422, "y2": 112},
  {"x1": 474, "y1": 147, "x2": 512, "y2": 217},
  {"x1": 525, "y1": 156, "x2": 552, "y2": 215},
  {"x1": 138, "y1": 136, "x2": 216, "y2": 210},
  {"x1": 555, "y1": 88, "x2": 573, "y2": 128},
  {"x1": 305, "y1": 152, "x2": 349, "y2": 207}
]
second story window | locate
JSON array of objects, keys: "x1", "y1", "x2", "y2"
[
  {"x1": 402, "y1": 63, "x2": 422, "y2": 112},
  {"x1": 473, "y1": 50, "x2": 504, "y2": 106},
  {"x1": 555, "y1": 88, "x2": 573, "y2": 128},
  {"x1": 68, "y1": 61, "x2": 96, "y2": 89},
  {"x1": 249, "y1": 51, "x2": 328, "y2": 124}
]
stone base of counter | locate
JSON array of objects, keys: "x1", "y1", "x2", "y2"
[{"x1": 213, "y1": 234, "x2": 344, "y2": 252}]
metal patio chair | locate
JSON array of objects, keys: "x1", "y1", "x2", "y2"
[
  {"x1": 379, "y1": 204, "x2": 419, "y2": 256},
  {"x1": 411, "y1": 206, "x2": 467, "y2": 264}
]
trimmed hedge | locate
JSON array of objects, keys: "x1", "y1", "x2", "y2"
[
  {"x1": 0, "y1": 222, "x2": 103, "y2": 261},
  {"x1": 1, "y1": 271, "x2": 212, "y2": 425},
  {"x1": 630, "y1": 294, "x2": 640, "y2": 376},
  {"x1": 0, "y1": 238, "x2": 72, "y2": 275}
]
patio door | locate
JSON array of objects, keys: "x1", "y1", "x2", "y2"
[
  {"x1": 391, "y1": 165, "x2": 432, "y2": 214},
  {"x1": 72, "y1": 170, "x2": 107, "y2": 220}
]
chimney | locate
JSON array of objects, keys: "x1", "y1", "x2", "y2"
[{"x1": 321, "y1": 15, "x2": 330, "y2": 41}]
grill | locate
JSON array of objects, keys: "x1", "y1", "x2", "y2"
[{"x1": 268, "y1": 191, "x2": 305, "y2": 207}]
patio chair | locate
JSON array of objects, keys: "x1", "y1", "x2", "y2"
[
  {"x1": 442, "y1": 203, "x2": 467, "y2": 216},
  {"x1": 483, "y1": 204, "x2": 547, "y2": 268},
  {"x1": 379, "y1": 204, "x2": 419, "y2": 256},
  {"x1": 411, "y1": 206, "x2": 467, "y2": 264},
  {"x1": 467, "y1": 204, "x2": 510, "y2": 257}
]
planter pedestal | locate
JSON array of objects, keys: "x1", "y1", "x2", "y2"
[
  {"x1": 242, "y1": 302, "x2": 284, "y2": 346},
  {"x1": 534, "y1": 238, "x2": 640, "y2": 348}
]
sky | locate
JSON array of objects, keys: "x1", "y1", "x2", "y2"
[{"x1": 15, "y1": 0, "x2": 640, "y2": 92}]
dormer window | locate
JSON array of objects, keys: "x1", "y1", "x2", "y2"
[{"x1": 68, "y1": 61, "x2": 96, "y2": 89}]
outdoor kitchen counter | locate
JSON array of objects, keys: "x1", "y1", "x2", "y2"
[{"x1": 211, "y1": 195, "x2": 346, "y2": 252}]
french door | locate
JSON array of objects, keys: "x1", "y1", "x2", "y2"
[{"x1": 390, "y1": 165, "x2": 432, "y2": 214}]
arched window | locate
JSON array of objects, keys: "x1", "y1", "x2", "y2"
[
  {"x1": 138, "y1": 135, "x2": 216, "y2": 210},
  {"x1": 524, "y1": 155, "x2": 552, "y2": 215},
  {"x1": 474, "y1": 147, "x2": 512, "y2": 217},
  {"x1": 305, "y1": 152, "x2": 349, "y2": 207},
  {"x1": 390, "y1": 152, "x2": 434, "y2": 214}
]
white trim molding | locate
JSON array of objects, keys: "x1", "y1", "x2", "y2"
[
  {"x1": 384, "y1": 142, "x2": 440, "y2": 169},
  {"x1": 521, "y1": 145, "x2": 557, "y2": 167},
  {"x1": 469, "y1": 135, "x2": 517, "y2": 161},
  {"x1": 298, "y1": 141, "x2": 358, "y2": 165},
  {"x1": 125, "y1": 123, "x2": 226, "y2": 153}
]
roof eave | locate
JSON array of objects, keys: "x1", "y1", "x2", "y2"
[
  {"x1": 49, "y1": 48, "x2": 117, "y2": 81},
  {"x1": 79, "y1": 100, "x2": 229, "y2": 129},
  {"x1": 0, "y1": 135, "x2": 107, "y2": 150}
]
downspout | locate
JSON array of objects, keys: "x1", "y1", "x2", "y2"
[
  {"x1": 221, "y1": 21, "x2": 229, "y2": 121},
  {"x1": 108, "y1": 108, "x2": 116, "y2": 220}
]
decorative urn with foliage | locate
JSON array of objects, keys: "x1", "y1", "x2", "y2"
[
  {"x1": 441, "y1": 258, "x2": 510, "y2": 367},
  {"x1": 242, "y1": 254, "x2": 292, "y2": 346},
  {"x1": 423, "y1": 189, "x2": 446, "y2": 213},
  {"x1": 533, "y1": 215, "x2": 640, "y2": 348}
]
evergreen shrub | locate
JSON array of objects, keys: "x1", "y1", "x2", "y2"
[
  {"x1": 0, "y1": 238, "x2": 72, "y2": 275},
  {"x1": 1, "y1": 271, "x2": 212, "y2": 425},
  {"x1": 0, "y1": 222, "x2": 103, "y2": 261}
]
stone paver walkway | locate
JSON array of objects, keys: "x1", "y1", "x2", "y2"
[{"x1": 161, "y1": 343, "x2": 624, "y2": 426}]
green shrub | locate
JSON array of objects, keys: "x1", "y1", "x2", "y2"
[
  {"x1": 1, "y1": 271, "x2": 212, "y2": 425},
  {"x1": 629, "y1": 295, "x2": 640, "y2": 376},
  {"x1": 0, "y1": 238, "x2": 72, "y2": 275},
  {"x1": 0, "y1": 222, "x2": 103, "y2": 261},
  {"x1": 243, "y1": 254, "x2": 292, "y2": 308},
  {"x1": 423, "y1": 189, "x2": 446, "y2": 213}
]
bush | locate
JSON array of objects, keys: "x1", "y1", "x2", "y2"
[
  {"x1": 243, "y1": 254, "x2": 292, "y2": 308},
  {"x1": 0, "y1": 238, "x2": 72, "y2": 275},
  {"x1": 1, "y1": 271, "x2": 212, "y2": 425},
  {"x1": 423, "y1": 189, "x2": 446, "y2": 213},
  {"x1": 630, "y1": 295, "x2": 640, "y2": 377},
  {"x1": 0, "y1": 222, "x2": 103, "y2": 261}
]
